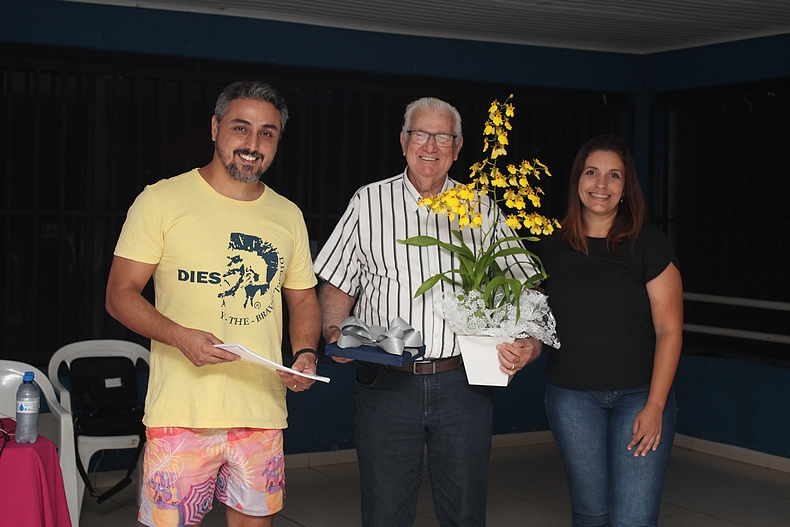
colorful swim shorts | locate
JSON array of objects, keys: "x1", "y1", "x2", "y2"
[{"x1": 138, "y1": 427, "x2": 284, "y2": 527}]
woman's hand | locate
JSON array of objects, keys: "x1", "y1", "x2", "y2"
[{"x1": 628, "y1": 403, "x2": 664, "y2": 456}]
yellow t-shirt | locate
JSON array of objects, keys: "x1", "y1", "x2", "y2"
[{"x1": 114, "y1": 169, "x2": 317, "y2": 429}]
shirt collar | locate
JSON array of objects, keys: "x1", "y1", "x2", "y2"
[{"x1": 401, "y1": 167, "x2": 454, "y2": 213}]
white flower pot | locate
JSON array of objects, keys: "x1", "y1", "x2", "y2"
[{"x1": 457, "y1": 335, "x2": 515, "y2": 387}]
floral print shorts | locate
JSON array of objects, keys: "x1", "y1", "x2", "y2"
[{"x1": 138, "y1": 426, "x2": 284, "y2": 527}]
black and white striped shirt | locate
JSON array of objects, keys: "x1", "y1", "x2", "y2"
[{"x1": 314, "y1": 169, "x2": 538, "y2": 359}]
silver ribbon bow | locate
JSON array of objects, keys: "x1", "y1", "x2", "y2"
[{"x1": 336, "y1": 316, "x2": 423, "y2": 356}]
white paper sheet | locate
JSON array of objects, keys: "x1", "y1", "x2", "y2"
[{"x1": 215, "y1": 343, "x2": 330, "y2": 383}]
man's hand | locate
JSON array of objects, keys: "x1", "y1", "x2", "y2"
[
  {"x1": 323, "y1": 324, "x2": 341, "y2": 344},
  {"x1": 496, "y1": 337, "x2": 542, "y2": 374},
  {"x1": 323, "y1": 324, "x2": 354, "y2": 363},
  {"x1": 171, "y1": 326, "x2": 239, "y2": 367},
  {"x1": 278, "y1": 351, "x2": 317, "y2": 392},
  {"x1": 318, "y1": 283, "x2": 356, "y2": 364}
]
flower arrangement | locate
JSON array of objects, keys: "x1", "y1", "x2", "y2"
[{"x1": 398, "y1": 95, "x2": 561, "y2": 346}]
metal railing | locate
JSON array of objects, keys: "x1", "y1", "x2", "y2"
[{"x1": 683, "y1": 292, "x2": 790, "y2": 345}]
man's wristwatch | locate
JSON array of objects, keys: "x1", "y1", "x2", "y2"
[{"x1": 293, "y1": 348, "x2": 319, "y2": 364}]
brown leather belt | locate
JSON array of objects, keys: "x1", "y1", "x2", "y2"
[{"x1": 387, "y1": 355, "x2": 461, "y2": 375}]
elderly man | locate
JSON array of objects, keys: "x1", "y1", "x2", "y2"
[
  {"x1": 106, "y1": 81, "x2": 321, "y2": 527},
  {"x1": 314, "y1": 97, "x2": 541, "y2": 526}
]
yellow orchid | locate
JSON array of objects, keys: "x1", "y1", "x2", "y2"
[
  {"x1": 457, "y1": 184, "x2": 475, "y2": 201},
  {"x1": 494, "y1": 146, "x2": 508, "y2": 158},
  {"x1": 398, "y1": 95, "x2": 560, "y2": 315},
  {"x1": 444, "y1": 194, "x2": 460, "y2": 209},
  {"x1": 491, "y1": 171, "x2": 508, "y2": 188}
]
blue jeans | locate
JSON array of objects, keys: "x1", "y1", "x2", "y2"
[
  {"x1": 354, "y1": 361, "x2": 493, "y2": 527},
  {"x1": 545, "y1": 382, "x2": 676, "y2": 527}
]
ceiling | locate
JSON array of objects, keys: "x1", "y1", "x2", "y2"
[{"x1": 68, "y1": 0, "x2": 790, "y2": 54}]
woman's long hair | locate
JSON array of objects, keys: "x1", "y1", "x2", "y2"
[{"x1": 560, "y1": 134, "x2": 647, "y2": 254}]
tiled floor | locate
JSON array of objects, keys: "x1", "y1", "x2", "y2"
[{"x1": 79, "y1": 436, "x2": 790, "y2": 527}]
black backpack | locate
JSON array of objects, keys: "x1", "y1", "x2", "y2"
[{"x1": 69, "y1": 356, "x2": 146, "y2": 503}]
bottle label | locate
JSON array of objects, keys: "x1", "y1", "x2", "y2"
[{"x1": 17, "y1": 400, "x2": 39, "y2": 413}]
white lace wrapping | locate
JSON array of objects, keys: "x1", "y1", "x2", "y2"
[{"x1": 438, "y1": 289, "x2": 561, "y2": 347}]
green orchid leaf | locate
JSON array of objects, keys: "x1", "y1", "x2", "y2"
[
  {"x1": 412, "y1": 267, "x2": 469, "y2": 298},
  {"x1": 483, "y1": 275, "x2": 511, "y2": 307},
  {"x1": 491, "y1": 247, "x2": 536, "y2": 259},
  {"x1": 399, "y1": 235, "x2": 475, "y2": 260},
  {"x1": 509, "y1": 279, "x2": 524, "y2": 321},
  {"x1": 412, "y1": 273, "x2": 445, "y2": 298},
  {"x1": 489, "y1": 260, "x2": 505, "y2": 277},
  {"x1": 493, "y1": 234, "x2": 538, "y2": 245},
  {"x1": 528, "y1": 253, "x2": 549, "y2": 279},
  {"x1": 475, "y1": 235, "x2": 532, "y2": 268},
  {"x1": 455, "y1": 257, "x2": 476, "y2": 290},
  {"x1": 397, "y1": 235, "x2": 441, "y2": 247},
  {"x1": 524, "y1": 273, "x2": 545, "y2": 288},
  {"x1": 449, "y1": 230, "x2": 476, "y2": 260},
  {"x1": 451, "y1": 229, "x2": 466, "y2": 244}
]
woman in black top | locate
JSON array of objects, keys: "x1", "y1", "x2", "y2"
[{"x1": 537, "y1": 135, "x2": 683, "y2": 527}]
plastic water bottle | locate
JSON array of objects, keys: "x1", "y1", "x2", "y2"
[{"x1": 15, "y1": 371, "x2": 40, "y2": 443}]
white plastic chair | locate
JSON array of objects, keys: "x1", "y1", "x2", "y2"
[
  {"x1": 48, "y1": 339, "x2": 149, "y2": 522},
  {"x1": 0, "y1": 360, "x2": 80, "y2": 527}
]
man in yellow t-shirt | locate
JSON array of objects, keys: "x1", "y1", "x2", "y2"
[{"x1": 106, "y1": 81, "x2": 321, "y2": 527}]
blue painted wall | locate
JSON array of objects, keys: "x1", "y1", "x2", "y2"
[
  {"x1": 641, "y1": 34, "x2": 790, "y2": 91},
  {"x1": 675, "y1": 353, "x2": 790, "y2": 459},
  {"x1": 5, "y1": 0, "x2": 789, "y2": 459},
  {"x1": 4, "y1": 1, "x2": 789, "y2": 92},
  {"x1": 288, "y1": 353, "x2": 790, "y2": 460},
  {"x1": 0, "y1": 0, "x2": 638, "y2": 92}
]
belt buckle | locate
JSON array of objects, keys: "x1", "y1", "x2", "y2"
[{"x1": 411, "y1": 359, "x2": 435, "y2": 374}]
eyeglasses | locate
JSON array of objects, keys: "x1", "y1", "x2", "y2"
[{"x1": 406, "y1": 130, "x2": 457, "y2": 147}]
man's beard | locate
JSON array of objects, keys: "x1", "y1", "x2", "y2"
[{"x1": 224, "y1": 148, "x2": 267, "y2": 183}]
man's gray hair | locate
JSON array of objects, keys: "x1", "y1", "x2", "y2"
[
  {"x1": 402, "y1": 97, "x2": 462, "y2": 139},
  {"x1": 215, "y1": 81, "x2": 289, "y2": 132}
]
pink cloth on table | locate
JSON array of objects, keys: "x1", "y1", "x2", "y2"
[{"x1": 0, "y1": 418, "x2": 72, "y2": 527}]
